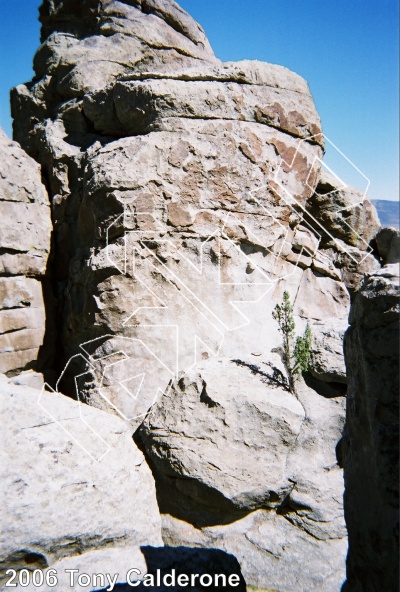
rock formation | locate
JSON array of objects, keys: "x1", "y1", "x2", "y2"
[
  {"x1": 0, "y1": 129, "x2": 53, "y2": 376},
  {"x1": 342, "y1": 260, "x2": 399, "y2": 592},
  {"x1": 10, "y1": 0, "x2": 378, "y2": 418},
  {"x1": 0, "y1": 374, "x2": 162, "y2": 588},
  {"x1": 309, "y1": 317, "x2": 348, "y2": 384},
  {"x1": 1, "y1": 0, "x2": 389, "y2": 590},
  {"x1": 139, "y1": 358, "x2": 347, "y2": 591},
  {"x1": 305, "y1": 170, "x2": 380, "y2": 297},
  {"x1": 375, "y1": 226, "x2": 400, "y2": 265}
]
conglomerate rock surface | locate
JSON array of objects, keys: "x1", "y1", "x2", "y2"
[{"x1": 5, "y1": 0, "x2": 385, "y2": 590}]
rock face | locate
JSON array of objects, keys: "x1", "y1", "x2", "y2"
[
  {"x1": 13, "y1": 546, "x2": 246, "y2": 592},
  {"x1": 305, "y1": 170, "x2": 381, "y2": 297},
  {"x1": 141, "y1": 358, "x2": 306, "y2": 516},
  {"x1": 139, "y1": 358, "x2": 347, "y2": 591},
  {"x1": 10, "y1": 0, "x2": 376, "y2": 421},
  {"x1": 309, "y1": 317, "x2": 348, "y2": 384},
  {"x1": 306, "y1": 170, "x2": 380, "y2": 251},
  {"x1": 375, "y1": 226, "x2": 400, "y2": 265},
  {"x1": 342, "y1": 264, "x2": 399, "y2": 592},
  {"x1": 0, "y1": 129, "x2": 53, "y2": 376},
  {"x1": 7, "y1": 0, "x2": 384, "y2": 589},
  {"x1": 0, "y1": 375, "x2": 162, "y2": 585}
]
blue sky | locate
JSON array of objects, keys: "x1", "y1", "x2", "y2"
[{"x1": 0, "y1": 0, "x2": 398, "y2": 201}]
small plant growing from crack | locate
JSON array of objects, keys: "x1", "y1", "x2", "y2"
[{"x1": 272, "y1": 290, "x2": 312, "y2": 395}]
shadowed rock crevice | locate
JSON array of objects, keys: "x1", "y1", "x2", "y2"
[
  {"x1": 303, "y1": 372, "x2": 347, "y2": 399},
  {"x1": 0, "y1": 550, "x2": 48, "y2": 576},
  {"x1": 342, "y1": 263, "x2": 399, "y2": 592},
  {"x1": 94, "y1": 546, "x2": 247, "y2": 591}
]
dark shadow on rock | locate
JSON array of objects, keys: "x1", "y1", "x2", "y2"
[
  {"x1": 231, "y1": 358, "x2": 289, "y2": 391},
  {"x1": 303, "y1": 372, "x2": 347, "y2": 399},
  {"x1": 93, "y1": 546, "x2": 246, "y2": 591},
  {"x1": 0, "y1": 549, "x2": 48, "y2": 575},
  {"x1": 335, "y1": 436, "x2": 344, "y2": 469}
]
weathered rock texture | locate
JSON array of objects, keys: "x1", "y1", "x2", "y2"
[
  {"x1": 13, "y1": 548, "x2": 148, "y2": 592},
  {"x1": 375, "y1": 226, "x2": 400, "y2": 265},
  {"x1": 10, "y1": 0, "x2": 377, "y2": 416},
  {"x1": 0, "y1": 375, "x2": 162, "y2": 586},
  {"x1": 342, "y1": 262, "x2": 399, "y2": 592},
  {"x1": 0, "y1": 128, "x2": 53, "y2": 376},
  {"x1": 304, "y1": 170, "x2": 381, "y2": 297},
  {"x1": 7, "y1": 0, "x2": 384, "y2": 589},
  {"x1": 139, "y1": 358, "x2": 347, "y2": 591},
  {"x1": 306, "y1": 170, "x2": 380, "y2": 251},
  {"x1": 309, "y1": 317, "x2": 348, "y2": 384},
  {"x1": 12, "y1": 546, "x2": 247, "y2": 592}
]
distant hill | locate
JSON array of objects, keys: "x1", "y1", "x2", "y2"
[{"x1": 371, "y1": 200, "x2": 399, "y2": 230}]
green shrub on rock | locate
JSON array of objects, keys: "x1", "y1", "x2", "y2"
[{"x1": 272, "y1": 291, "x2": 312, "y2": 394}]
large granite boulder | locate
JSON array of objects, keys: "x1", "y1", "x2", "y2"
[
  {"x1": 139, "y1": 357, "x2": 347, "y2": 591},
  {"x1": 141, "y1": 358, "x2": 306, "y2": 515},
  {"x1": 342, "y1": 264, "x2": 399, "y2": 592},
  {"x1": 0, "y1": 129, "x2": 53, "y2": 376},
  {"x1": 7, "y1": 0, "x2": 332, "y2": 422},
  {"x1": 0, "y1": 376, "x2": 162, "y2": 586},
  {"x1": 12, "y1": 0, "x2": 218, "y2": 155}
]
